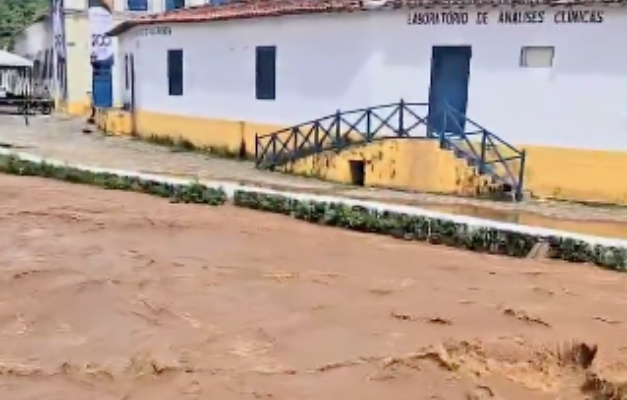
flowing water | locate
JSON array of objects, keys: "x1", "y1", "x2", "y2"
[{"x1": 1, "y1": 174, "x2": 627, "y2": 399}]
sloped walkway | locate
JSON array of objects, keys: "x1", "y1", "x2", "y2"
[{"x1": 3, "y1": 114, "x2": 627, "y2": 239}]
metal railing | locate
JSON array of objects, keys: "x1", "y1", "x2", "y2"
[{"x1": 255, "y1": 100, "x2": 526, "y2": 200}]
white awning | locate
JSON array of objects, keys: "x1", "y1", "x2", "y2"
[{"x1": 0, "y1": 50, "x2": 33, "y2": 68}]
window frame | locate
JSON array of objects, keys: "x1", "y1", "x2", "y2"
[
  {"x1": 124, "y1": 54, "x2": 130, "y2": 90},
  {"x1": 255, "y1": 45, "x2": 276, "y2": 101},
  {"x1": 519, "y1": 46, "x2": 555, "y2": 69},
  {"x1": 126, "y1": 0, "x2": 149, "y2": 11},
  {"x1": 165, "y1": 0, "x2": 186, "y2": 11},
  {"x1": 167, "y1": 49, "x2": 184, "y2": 97}
]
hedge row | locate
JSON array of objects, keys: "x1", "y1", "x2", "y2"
[
  {"x1": 1, "y1": 153, "x2": 626, "y2": 271},
  {"x1": 0, "y1": 155, "x2": 227, "y2": 205}
]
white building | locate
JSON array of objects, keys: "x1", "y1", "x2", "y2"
[
  {"x1": 10, "y1": 0, "x2": 208, "y2": 115},
  {"x1": 108, "y1": 0, "x2": 627, "y2": 204}
]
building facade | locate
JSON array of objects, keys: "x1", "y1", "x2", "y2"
[
  {"x1": 107, "y1": 1, "x2": 627, "y2": 204},
  {"x1": 10, "y1": 0, "x2": 208, "y2": 115}
]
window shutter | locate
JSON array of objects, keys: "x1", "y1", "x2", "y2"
[
  {"x1": 255, "y1": 46, "x2": 276, "y2": 100},
  {"x1": 127, "y1": 0, "x2": 148, "y2": 11},
  {"x1": 167, "y1": 49, "x2": 184, "y2": 96},
  {"x1": 520, "y1": 46, "x2": 554, "y2": 68}
]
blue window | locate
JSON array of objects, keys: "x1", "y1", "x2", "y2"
[
  {"x1": 127, "y1": 0, "x2": 148, "y2": 11},
  {"x1": 165, "y1": 0, "x2": 186, "y2": 10},
  {"x1": 167, "y1": 49, "x2": 184, "y2": 96},
  {"x1": 255, "y1": 46, "x2": 276, "y2": 101}
]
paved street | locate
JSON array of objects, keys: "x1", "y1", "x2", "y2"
[{"x1": 3, "y1": 113, "x2": 627, "y2": 238}]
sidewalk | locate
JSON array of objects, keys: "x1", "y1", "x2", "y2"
[{"x1": 3, "y1": 114, "x2": 627, "y2": 238}]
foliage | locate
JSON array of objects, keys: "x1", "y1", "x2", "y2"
[
  {"x1": 0, "y1": 0, "x2": 49, "y2": 48},
  {"x1": 233, "y1": 191, "x2": 627, "y2": 271},
  {"x1": 0, "y1": 155, "x2": 228, "y2": 205}
]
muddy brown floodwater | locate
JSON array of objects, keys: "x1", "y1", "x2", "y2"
[{"x1": 1, "y1": 174, "x2": 627, "y2": 400}]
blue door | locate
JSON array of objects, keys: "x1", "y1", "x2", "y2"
[
  {"x1": 92, "y1": 64, "x2": 113, "y2": 108},
  {"x1": 427, "y1": 46, "x2": 471, "y2": 137}
]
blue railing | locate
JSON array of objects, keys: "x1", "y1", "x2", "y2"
[{"x1": 255, "y1": 100, "x2": 526, "y2": 200}]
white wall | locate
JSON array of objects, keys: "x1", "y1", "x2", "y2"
[
  {"x1": 76, "y1": 0, "x2": 205, "y2": 105},
  {"x1": 62, "y1": 10, "x2": 145, "y2": 107},
  {"x1": 117, "y1": 32, "x2": 130, "y2": 106},
  {"x1": 121, "y1": 7, "x2": 627, "y2": 151}
]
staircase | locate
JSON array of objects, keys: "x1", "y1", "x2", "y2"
[{"x1": 254, "y1": 100, "x2": 526, "y2": 201}]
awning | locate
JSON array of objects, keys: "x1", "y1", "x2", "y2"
[{"x1": 0, "y1": 50, "x2": 33, "y2": 68}]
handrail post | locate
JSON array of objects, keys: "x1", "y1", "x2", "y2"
[
  {"x1": 366, "y1": 109, "x2": 372, "y2": 142},
  {"x1": 439, "y1": 105, "x2": 446, "y2": 148},
  {"x1": 398, "y1": 98, "x2": 405, "y2": 137},
  {"x1": 290, "y1": 128, "x2": 296, "y2": 161},
  {"x1": 314, "y1": 122, "x2": 320, "y2": 151},
  {"x1": 335, "y1": 109, "x2": 341, "y2": 147},
  {"x1": 271, "y1": 136, "x2": 277, "y2": 165},
  {"x1": 479, "y1": 130, "x2": 487, "y2": 175},
  {"x1": 516, "y1": 149, "x2": 527, "y2": 201},
  {"x1": 255, "y1": 133, "x2": 259, "y2": 167}
]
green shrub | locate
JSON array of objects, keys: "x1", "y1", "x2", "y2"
[{"x1": 0, "y1": 155, "x2": 227, "y2": 206}]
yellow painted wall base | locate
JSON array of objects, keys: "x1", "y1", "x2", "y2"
[
  {"x1": 65, "y1": 100, "x2": 92, "y2": 117},
  {"x1": 281, "y1": 140, "x2": 486, "y2": 195},
  {"x1": 98, "y1": 107, "x2": 627, "y2": 205},
  {"x1": 134, "y1": 110, "x2": 282, "y2": 156},
  {"x1": 55, "y1": 99, "x2": 91, "y2": 117},
  {"x1": 96, "y1": 108, "x2": 133, "y2": 136},
  {"x1": 524, "y1": 146, "x2": 627, "y2": 205}
]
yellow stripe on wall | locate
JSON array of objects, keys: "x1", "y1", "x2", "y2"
[
  {"x1": 523, "y1": 146, "x2": 627, "y2": 204},
  {"x1": 98, "y1": 108, "x2": 627, "y2": 205},
  {"x1": 135, "y1": 110, "x2": 282, "y2": 156}
]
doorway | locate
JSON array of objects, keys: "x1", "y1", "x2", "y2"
[
  {"x1": 92, "y1": 62, "x2": 113, "y2": 108},
  {"x1": 427, "y1": 46, "x2": 472, "y2": 137},
  {"x1": 349, "y1": 160, "x2": 365, "y2": 186}
]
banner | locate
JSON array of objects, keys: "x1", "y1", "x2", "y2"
[
  {"x1": 51, "y1": 0, "x2": 67, "y2": 101},
  {"x1": 88, "y1": 0, "x2": 114, "y2": 64}
]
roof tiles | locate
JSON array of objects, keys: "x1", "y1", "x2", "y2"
[{"x1": 108, "y1": 0, "x2": 626, "y2": 36}]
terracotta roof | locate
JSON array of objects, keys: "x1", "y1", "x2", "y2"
[
  {"x1": 108, "y1": 0, "x2": 360, "y2": 36},
  {"x1": 108, "y1": 0, "x2": 626, "y2": 37}
]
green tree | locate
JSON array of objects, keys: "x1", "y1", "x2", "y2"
[{"x1": 0, "y1": 0, "x2": 49, "y2": 48}]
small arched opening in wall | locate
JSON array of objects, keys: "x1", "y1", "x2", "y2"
[{"x1": 349, "y1": 159, "x2": 366, "y2": 186}]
